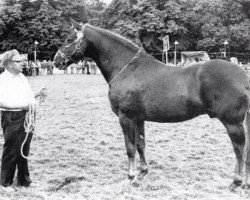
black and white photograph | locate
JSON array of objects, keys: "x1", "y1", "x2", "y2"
[{"x1": 0, "y1": 0, "x2": 250, "y2": 199}]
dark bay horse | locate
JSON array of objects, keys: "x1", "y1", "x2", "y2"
[{"x1": 53, "y1": 20, "x2": 250, "y2": 189}]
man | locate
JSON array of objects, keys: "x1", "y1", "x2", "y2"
[
  {"x1": 0, "y1": 49, "x2": 46, "y2": 191},
  {"x1": 84, "y1": 60, "x2": 90, "y2": 75}
]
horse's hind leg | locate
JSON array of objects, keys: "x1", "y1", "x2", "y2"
[
  {"x1": 119, "y1": 114, "x2": 137, "y2": 180},
  {"x1": 243, "y1": 112, "x2": 250, "y2": 188},
  {"x1": 222, "y1": 121, "x2": 245, "y2": 189},
  {"x1": 135, "y1": 120, "x2": 148, "y2": 181}
]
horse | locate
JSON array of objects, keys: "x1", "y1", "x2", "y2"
[{"x1": 53, "y1": 19, "x2": 250, "y2": 189}]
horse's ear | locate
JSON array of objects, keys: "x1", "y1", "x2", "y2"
[{"x1": 70, "y1": 18, "x2": 82, "y2": 31}]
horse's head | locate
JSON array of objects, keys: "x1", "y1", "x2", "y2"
[{"x1": 54, "y1": 19, "x2": 88, "y2": 69}]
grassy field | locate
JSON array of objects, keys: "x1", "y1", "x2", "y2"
[{"x1": 0, "y1": 74, "x2": 249, "y2": 200}]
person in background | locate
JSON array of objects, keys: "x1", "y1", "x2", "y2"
[
  {"x1": 63, "y1": 67, "x2": 68, "y2": 74},
  {"x1": 84, "y1": 60, "x2": 90, "y2": 75},
  {"x1": 50, "y1": 61, "x2": 54, "y2": 75},
  {"x1": 27, "y1": 61, "x2": 32, "y2": 76},
  {"x1": 70, "y1": 63, "x2": 74, "y2": 74},
  {"x1": 35, "y1": 60, "x2": 41, "y2": 76},
  {"x1": 82, "y1": 60, "x2": 86, "y2": 74},
  {"x1": 0, "y1": 65, "x2": 3, "y2": 74},
  {"x1": 31, "y1": 61, "x2": 37, "y2": 76},
  {"x1": 41, "y1": 60, "x2": 47, "y2": 75},
  {"x1": 77, "y1": 60, "x2": 82, "y2": 74},
  {"x1": 47, "y1": 60, "x2": 54, "y2": 75},
  {"x1": 0, "y1": 49, "x2": 47, "y2": 192},
  {"x1": 22, "y1": 60, "x2": 28, "y2": 76},
  {"x1": 89, "y1": 60, "x2": 97, "y2": 75}
]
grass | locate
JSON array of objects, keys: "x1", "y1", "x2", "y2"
[{"x1": 0, "y1": 73, "x2": 249, "y2": 200}]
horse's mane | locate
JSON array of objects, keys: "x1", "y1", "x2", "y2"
[
  {"x1": 84, "y1": 24, "x2": 169, "y2": 68},
  {"x1": 85, "y1": 24, "x2": 140, "y2": 50}
]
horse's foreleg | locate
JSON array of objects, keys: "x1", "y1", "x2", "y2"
[
  {"x1": 135, "y1": 120, "x2": 148, "y2": 179},
  {"x1": 223, "y1": 122, "x2": 245, "y2": 189},
  {"x1": 119, "y1": 114, "x2": 137, "y2": 180}
]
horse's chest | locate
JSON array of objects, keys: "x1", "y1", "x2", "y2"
[{"x1": 109, "y1": 89, "x2": 144, "y2": 117}]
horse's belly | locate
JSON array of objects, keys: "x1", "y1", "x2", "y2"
[
  {"x1": 144, "y1": 97, "x2": 204, "y2": 123},
  {"x1": 146, "y1": 111, "x2": 202, "y2": 123}
]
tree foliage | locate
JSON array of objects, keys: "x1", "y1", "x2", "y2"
[
  {"x1": 197, "y1": 0, "x2": 250, "y2": 52},
  {"x1": 0, "y1": 0, "x2": 249, "y2": 60},
  {"x1": 100, "y1": 0, "x2": 250, "y2": 54},
  {"x1": 0, "y1": 0, "x2": 88, "y2": 59}
]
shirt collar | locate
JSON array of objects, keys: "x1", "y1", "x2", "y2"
[{"x1": 3, "y1": 69, "x2": 22, "y2": 79}]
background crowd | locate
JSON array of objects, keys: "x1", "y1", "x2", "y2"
[{"x1": 5, "y1": 59, "x2": 99, "y2": 76}]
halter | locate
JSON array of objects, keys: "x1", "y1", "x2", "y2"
[
  {"x1": 57, "y1": 24, "x2": 87, "y2": 64},
  {"x1": 108, "y1": 48, "x2": 142, "y2": 87},
  {"x1": 64, "y1": 39, "x2": 83, "y2": 62}
]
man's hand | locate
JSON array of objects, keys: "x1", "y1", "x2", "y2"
[{"x1": 35, "y1": 87, "x2": 47, "y2": 103}]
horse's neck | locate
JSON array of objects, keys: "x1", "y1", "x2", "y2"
[{"x1": 85, "y1": 26, "x2": 140, "y2": 83}]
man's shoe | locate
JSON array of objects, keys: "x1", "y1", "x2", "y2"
[{"x1": 17, "y1": 176, "x2": 32, "y2": 187}]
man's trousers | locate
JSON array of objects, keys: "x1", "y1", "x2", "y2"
[{"x1": 0, "y1": 111, "x2": 33, "y2": 187}]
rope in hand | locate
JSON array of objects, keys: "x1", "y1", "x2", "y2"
[
  {"x1": 20, "y1": 81, "x2": 51, "y2": 160},
  {"x1": 20, "y1": 73, "x2": 57, "y2": 159},
  {"x1": 21, "y1": 103, "x2": 38, "y2": 159}
]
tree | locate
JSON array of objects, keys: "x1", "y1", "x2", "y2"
[
  {"x1": 1, "y1": 0, "x2": 249, "y2": 59},
  {"x1": 0, "y1": 0, "x2": 88, "y2": 59},
  {"x1": 100, "y1": 0, "x2": 200, "y2": 55},
  {"x1": 100, "y1": 0, "x2": 250, "y2": 55},
  {"x1": 85, "y1": 0, "x2": 107, "y2": 25},
  {"x1": 196, "y1": 0, "x2": 250, "y2": 52}
]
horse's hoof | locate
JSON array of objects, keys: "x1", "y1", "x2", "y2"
[
  {"x1": 136, "y1": 170, "x2": 148, "y2": 182},
  {"x1": 233, "y1": 179, "x2": 242, "y2": 187},
  {"x1": 130, "y1": 178, "x2": 141, "y2": 187},
  {"x1": 229, "y1": 180, "x2": 242, "y2": 191},
  {"x1": 130, "y1": 171, "x2": 148, "y2": 187}
]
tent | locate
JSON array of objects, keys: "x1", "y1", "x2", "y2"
[
  {"x1": 181, "y1": 51, "x2": 210, "y2": 66},
  {"x1": 230, "y1": 57, "x2": 239, "y2": 64}
]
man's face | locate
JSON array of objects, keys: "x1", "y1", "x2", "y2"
[{"x1": 10, "y1": 55, "x2": 24, "y2": 73}]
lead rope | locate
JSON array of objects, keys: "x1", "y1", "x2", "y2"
[
  {"x1": 21, "y1": 103, "x2": 38, "y2": 159},
  {"x1": 108, "y1": 48, "x2": 142, "y2": 113},
  {"x1": 108, "y1": 48, "x2": 142, "y2": 89},
  {"x1": 20, "y1": 74, "x2": 56, "y2": 159}
]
